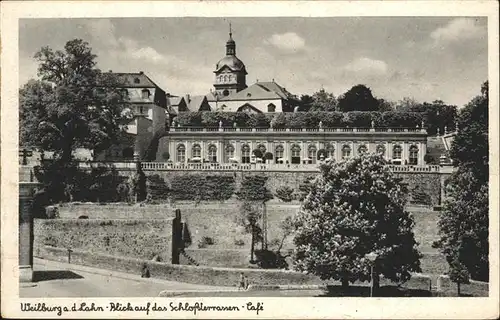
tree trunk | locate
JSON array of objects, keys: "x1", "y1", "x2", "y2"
[
  {"x1": 250, "y1": 228, "x2": 255, "y2": 263},
  {"x1": 277, "y1": 234, "x2": 286, "y2": 253},
  {"x1": 372, "y1": 271, "x2": 380, "y2": 297},
  {"x1": 457, "y1": 282, "x2": 461, "y2": 297}
]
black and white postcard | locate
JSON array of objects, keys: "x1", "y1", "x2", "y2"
[{"x1": 1, "y1": 1, "x2": 499, "y2": 319}]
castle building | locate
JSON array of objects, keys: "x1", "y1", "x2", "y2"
[
  {"x1": 204, "y1": 29, "x2": 301, "y2": 113},
  {"x1": 90, "y1": 29, "x2": 429, "y2": 166},
  {"x1": 98, "y1": 71, "x2": 169, "y2": 160},
  {"x1": 154, "y1": 29, "x2": 428, "y2": 165}
]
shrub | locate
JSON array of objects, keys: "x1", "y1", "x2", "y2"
[
  {"x1": 116, "y1": 182, "x2": 130, "y2": 202},
  {"x1": 174, "y1": 111, "x2": 426, "y2": 129},
  {"x1": 170, "y1": 174, "x2": 235, "y2": 202},
  {"x1": 298, "y1": 176, "x2": 315, "y2": 201},
  {"x1": 237, "y1": 175, "x2": 273, "y2": 202},
  {"x1": 45, "y1": 206, "x2": 59, "y2": 219},
  {"x1": 263, "y1": 152, "x2": 273, "y2": 161},
  {"x1": 275, "y1": 186, "x2": 294, "y2": 202},
  {"x1": 198, "y1": 236, "x2": 215, "y2": 248},
  {"x1": 146, "y1": 174, "x2": 169, "y2": 200},
  {"x1": 234, "y1": 239, "x2": 245, "y2": 246},
  {"x1": 252, "y1": 149, "x2": 263, "y2": 159},
  {"x1": 254, "y1": 249, "x2": 289, "y2": 269}
]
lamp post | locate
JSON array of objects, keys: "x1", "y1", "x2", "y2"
[{"x1": 365, "y1": 252, "x2": 378, "y2": 297}]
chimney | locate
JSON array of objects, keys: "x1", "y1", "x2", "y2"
[
  {"x1": 139, "y1": 71, "x2": 144, "y2": 74},
  {"x1": 186, "y1": 94, "x2": 191, "y2": 103}
]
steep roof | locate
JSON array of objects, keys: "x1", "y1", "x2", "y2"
[
  {"x1": 100, "y1": 72, "x2": 159, "y2": 88},
  {"x1": 168, "y1": 96, "x2": 185, "y2": 107},
  {"x1": 219, "y1": 81, "x2": 297, "y2": 101},
  {"x1": 185, "y1": 95, "x2": 210, "y2": 111}
]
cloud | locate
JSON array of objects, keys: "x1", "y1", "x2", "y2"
[
  {"x1": 84, "y1": 19, "x2": 119, "y2": 47},
  {"x1": 264, "y1": 32, "x2": 305, "y2": 53},
  {"x1": 430, "y1": 18, "x2": 485, "y2": 43},
  {"x1": 343, "y1": 57, "x2": 388, "y2": 75}
]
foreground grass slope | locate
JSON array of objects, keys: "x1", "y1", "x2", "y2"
[{"x1": 55, "y1": 202, "x2": 444, "y2": 272}]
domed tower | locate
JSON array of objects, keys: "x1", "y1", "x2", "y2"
[{"x1": 213, "y1": 25, "x2": 247, "y2": 97}]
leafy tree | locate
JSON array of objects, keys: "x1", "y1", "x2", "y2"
[
  {"x1": 20, "y1": 39, "x2": 130, "y2": 162},
  {"x1": 299, "y1": 94, "x2": 315, "y2": 111},
  {"x1": 277, "y1": 216, "x2": 295, "y2": 253},
  {"x1": 293, "y1": 154, "x2": 421, "y2": 291},
  {"x1": 337, "y1": 84, "x2": 380, "y2": 112},
  {"x1": 377, "y1": 98, "x2": 396, "y2": 112},
  {"x1": 238, "y1": 201, "x2": 263, "y2": 263},
  {"x1": 237, "y1": 175, "x2": 273, "y2": 260},
  {"x1": 310, "y1": 89, "x2": 338, "y2": 112},
  {"x1": 449, "y1": 82, "x2": 488, "y2": 180},
  {"x1": 396, "y1": 97, "x2": 421, "y2": 111},
  {"x1": 434, "y1": 81, "x2": 489, "y2": 283}
]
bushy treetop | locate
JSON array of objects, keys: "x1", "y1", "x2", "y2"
[{"x1": 293, "y1": 154, "x2": 421, "y2": 284}]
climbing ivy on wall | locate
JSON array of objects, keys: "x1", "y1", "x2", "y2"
[
  {"x1": 170, "y1": 174, "x2": 235, "y2": 202},
  {"x1": 237, "y1": 175, "x2": 273, "y2": 202}
]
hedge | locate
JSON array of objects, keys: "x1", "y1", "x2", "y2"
[
  {"x1": 170, "y1": 174, "x2": 235, "y2": 202},
  {"x1": 174, "y1": 111, "x2": 425, "y2": 128}
]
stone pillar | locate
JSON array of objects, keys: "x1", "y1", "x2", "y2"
[
  {"x1": 419, "y1": 142, "x2": 426, "y2": 165},
  {"x1": 171, "y1": 209, "x2": 182, "y2": 264},
  {"x1": 19, "y1": 182, "x2": 41, "y2": 282}
]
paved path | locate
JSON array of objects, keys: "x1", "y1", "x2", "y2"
[{"x1": 20, "y1": 258, "x2": 233, "y2": 297}]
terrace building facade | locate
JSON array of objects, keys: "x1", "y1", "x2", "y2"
[{"x1": 157, "y1": 126, "x2": 427, "y2": 166}]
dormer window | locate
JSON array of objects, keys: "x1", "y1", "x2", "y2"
[
  {"x1": 142, "y1": 89, "x2": 150, "y2": 99},
  {"x1": 134, "y1": 78, "x2": 140, "y2": 84}
]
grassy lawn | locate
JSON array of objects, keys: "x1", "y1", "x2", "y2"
[{"x1": 56, "y1": 202, "x2": 447, "y2": 274}]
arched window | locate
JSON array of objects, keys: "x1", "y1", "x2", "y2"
[
  {"x1": 358, "y1": 144, "x2": 368, "y2": 155},
  {"x1": 176, "y1": 144, "x2": 186, "y2": 163},
  {"x1": 409, "y1": 145, "x2": 419, "y2": 165},
  {"x1": 275, "y1": 145, "x2": 284, "y2": 163},
  {"x1": 142, "y1": 89, "x2": 150, "y2": 99},
  {"x1": 342, "y1": 145, "x2": 351, "y2": 159},
  {"x1": 241, "y1": 144, "x2": 251, "y2": 163},
  {"x1": 267, "y1": 103, "x2": 276, "y2": 112},
  {"x1": 308, "y1": 145, "x2": 317, "y2": 164},
  {"x1": 225, "y1": 144, "x2": 235, "y2": 163},
  {"x1": 291, "y1": 144, "x2": 301, "y2": 164},
  {"x1": 192, "y1": 144, "x2": 201, "y2": 160},
  {"x1": 376, "y1": 144, "x2": 386, "y2": 157},
  {"x1": 393, "y1": 145, "x2": 402, "y2": 160},
  {"x1": 208, "y1": 144, "x2": 217, "y2": 163},
  {"x1": 325, "y1": 143, "x2": 335, "y2": 160}
]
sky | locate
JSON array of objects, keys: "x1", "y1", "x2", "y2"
[{"x1": 19, "y1": 17, "x2": 488, "y2": 107}]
